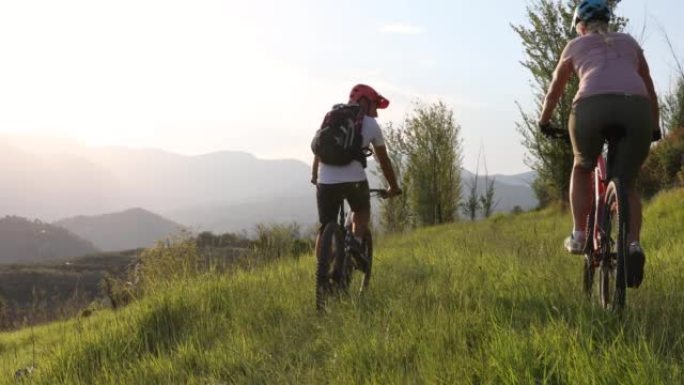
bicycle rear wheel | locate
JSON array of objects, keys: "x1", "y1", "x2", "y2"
[
  {"x1": 361, "y1": 230, "x2": 373, "y2": 291},
  {"x1": 598, "y1": 180, "x2": 628, "y2": 311},
  {"x1": 583, "y1": 192, "x2": 596, "y2": 300},
  {"x1": 344, "y1": 229, "x2": 373, "y2": 294},
  {"x1": 315, "y1": 222, "x2": 345, "y2": 310}
]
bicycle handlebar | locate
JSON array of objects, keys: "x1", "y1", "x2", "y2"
[
  {"x1": 540, "y1": 124, "x2": 571, "y2": 143},
  {"x1": 369, "y1": 188, "x2": 401, "y2": 199}
]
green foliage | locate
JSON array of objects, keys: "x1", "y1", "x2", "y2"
[
  {"x1": 639, "y1": 127, "x2": 684, "y2": 198},
  {"x1": 461, "y1": 171, "x2": 480, "y2": 221},
  {"x1": 195, "y1": 231, "x2": 250, "y2": 249},
  {"x1": 100, "y1": 275, "x2": 135, "y2": 311},
  {"x1": 388, "y1": 102, "x2": 463, "y2": 227},
  {"x1": 461, "y1": 154, "x2": 498, "y2": 220},
  {"x1": 662, "y1": 77, "x2": 684, "y2": 135},
  {"x1": 512, "y1": 0, "x2": 627, "y2": 206},
  {"x1": 479, "y1": 173, "x2": 498, "y2": 219},
  {"x1": 248, "y1": 223, "x2": 313, "y2": 263},
  {"x1": 0, "y1": 189, "x2": 683, "y2": 384},
  {"x1": 134, "y1": 237, "x2": 202, "y2": 294},
  {"x1": 376, "y1": 122, "x2": 413, "y2": 233},
  {"x1": 640, "y1": 74, "x2": 684, "y2": 196}
]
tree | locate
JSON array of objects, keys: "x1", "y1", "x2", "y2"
[
  {"x1": 662, "y1": 79, "x2": 684, "y2": 135},
  {"x1": 640, "y1": 126, "x2": 684, "y2": 198},
  {"x1": 639, "y1": 43, "x2": 684, "y2": 197},
  {"x1": 661, "y1": 31, "x2": 684, "y2": 136},
  {"x1": 461, "y1": 169, "x2": 480, "y2": 221},
  {"x1": 479, "y1": 158, "x2": 498, "y2": 218},
  {"x1": 376, "y1": 122, "x2": 412, "y2": 233},
  {"x1": 390, "y1": 102, "x2": 463, "y2": 226},
  {"x1": 512, "y1": 0, "x2": 626, "y2": 206}
]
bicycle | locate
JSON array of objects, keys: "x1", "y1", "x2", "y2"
[
  {"x1": 544, "y1": 127, "x2": 629, "y2": 311},
  {"x1": 315, "y1": 188, "x2": 389, "y2": 310}
]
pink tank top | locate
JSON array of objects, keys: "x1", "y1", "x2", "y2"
[{"x1": 560, "y1": 32, "x2": 648, "y2": 103}]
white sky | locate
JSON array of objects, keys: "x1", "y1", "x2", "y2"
[{"x1": 1, "y1": 0, "x2": 683, "y2": 174}]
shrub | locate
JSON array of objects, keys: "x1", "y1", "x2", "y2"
[
  {"x1": 133, "y1": 236, "x2": 202, "y2": 294},
  {"x1": 247, "y1": 223, "x2": 313, "y2": 263},
  {"x1": 640, "y1": 127, "x2": 684, "y2": 198}
]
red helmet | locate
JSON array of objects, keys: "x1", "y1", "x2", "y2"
[{"x1": 349, "y1": 84, "x2": 390, "y2": 109}]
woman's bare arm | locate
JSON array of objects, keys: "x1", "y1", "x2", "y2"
[
  {"x1": 539, "y1": 59, "x2": 573, "y2": 124},
  {"x1": 637, "y1": 50, "x2": 661, "y2": 136}
]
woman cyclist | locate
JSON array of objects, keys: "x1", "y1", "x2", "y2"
[{"x1": 538, "y1": 0, "x2": 661, "y2": 288}]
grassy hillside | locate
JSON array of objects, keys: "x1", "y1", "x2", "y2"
[
  {"x1": 0, "y1": 216, "x2": 99, "y2": 264},
  {"x1": 1, "y1": 189, "x2": 682, "y2": 384}
]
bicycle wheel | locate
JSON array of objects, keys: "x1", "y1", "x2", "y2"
[
  {"x1": 315, "y1": 222, "x2": 345, "y2": 310},
  {"x1": 598, "y1": 180, "x2": 628, "y2": 311},
  {"x1": 583, "y1": 255, "x2": 595, "y2": 300},
  {"x1": 583, "y1": 191, "x2": 596, "y2": 300},
  {"x1": 343, "y1": 230, "x2": 372, "y2": 294},
  {"x1": 361, "y1": 230, "x2": 373, "y2": 291}
]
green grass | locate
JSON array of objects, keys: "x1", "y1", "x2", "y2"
[{"x1": 2, "y1": 188, "x2": 683, "y2": 384}]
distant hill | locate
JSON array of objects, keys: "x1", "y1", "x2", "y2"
[
  {"x1": 55, "y1": 208, "x2": 185, "y2": 252},
  {"x1": 460, "y1": 169, "x2": 538, "y2": 213},
  {"x1": 167, "y1": 194, "x2": 317, "y2": 234},
  {"x1": 368, "y1": 165, "x2": 538, "y2": 214},
  {"x1": 0, "y1": 138, "x2": 310, "y2": 221},
  {"x1": 0, "y1": 216, "x2": 100, "y2": 264},
  {"x1": 1, "y1": 135, "x2": 537, "y2": 232}
]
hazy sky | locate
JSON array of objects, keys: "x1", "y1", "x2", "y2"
[{"x1": 1, "y1": 0, "x2": 682, "y2": 174}]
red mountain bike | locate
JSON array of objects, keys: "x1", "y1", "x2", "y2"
[
  {"x1": 315, "y1": 188, "x2": 388, "y2": 310},
  {"x1": 545, "y1": 128, "x2": 629, "y2": 311}
]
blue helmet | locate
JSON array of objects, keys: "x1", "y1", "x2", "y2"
[{"x1": 572, "y1": 0, "x2": 612, "y2": 30}]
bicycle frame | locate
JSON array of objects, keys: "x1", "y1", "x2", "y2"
[
  {"x1": 338, "y1": 203, "x2": 349, "y2": 229},
  {"x1": 544, "y1": 126, "x2": 631, "y2": 308},
  {"x1": 590, "y1": 153, "x2": 608, "y2": 258},
  {"x1": 336, "y1": 188, "x2": 388, "y2": 233}
]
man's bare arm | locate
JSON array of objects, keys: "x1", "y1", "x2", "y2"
[{"x1": 373, "y1": 146, "x2": 400, "y2": 195}]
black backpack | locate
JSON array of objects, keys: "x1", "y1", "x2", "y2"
[{"x1": 311, "y1": 103, "x2": 368, "y2": 168}]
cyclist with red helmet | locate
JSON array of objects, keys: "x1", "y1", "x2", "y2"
[
  {"x1": 311, "y1": 84, "x2": 401, "y2": 253},
  {"x1": 538, "y1": 0, "x2": 660, "y2": 287}
]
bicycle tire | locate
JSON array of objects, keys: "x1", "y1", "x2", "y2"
[
  {"x1": 343, "y1": 229, "x2": 373, "y2": 294},
  {"x1": 583, "y1": 256, "x2": 595, "y2": 300},
  {"x1": 315, "y1": 222, "x2": 345, "y2": 310},
  {"x1": 599, "y1": 179, "x2": 628, "y2": 311},
  {"x1": 361, "y1": 230, "x2": 373, "y2": 290},
  {"x1": 583, "y1": 183, "x2": 597, "y2": 300}
]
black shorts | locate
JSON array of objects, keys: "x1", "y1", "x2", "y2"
[
  {"x1": 569, "y1": 94, "x2": 652, "y2": 187},
  {"x1": 316, "y1": 181, "x2": 370, "y2": 227}
]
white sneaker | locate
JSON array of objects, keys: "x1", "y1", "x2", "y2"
[{"x1": 564, "y1": 234, "x2": 585, "y2": 254}]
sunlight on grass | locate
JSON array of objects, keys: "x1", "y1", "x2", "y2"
[{"x1": 1, "y1": 189, "x2": 683, "y2": 384}]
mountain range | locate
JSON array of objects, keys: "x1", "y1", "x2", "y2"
[
  {"x1": 1, "y1": 135, "x2": 538, "y2": 234},
  {"x1": 55, "y1": 208, "x2": 185, "y2": 252}
]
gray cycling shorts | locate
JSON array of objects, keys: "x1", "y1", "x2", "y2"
[{"x1": 568, "y1": 94, "x2": 652, "y2": 187}]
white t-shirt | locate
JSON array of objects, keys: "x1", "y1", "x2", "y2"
[{"x1": 318, "y1": 115, "x2": 386, "y2": 184}]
